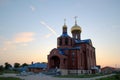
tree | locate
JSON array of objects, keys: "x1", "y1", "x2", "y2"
[
  {"x1": 14, "y1": 63, "x2": 20, "y2": 68},
  {"x1": 4, "y1": 62, "x2": 12, "y2": 70},
  {"x1": 0, "y1": 65, "x2": 4, "y2": 71},
  {"x1": 21, "y1": 63, "x2": 28, "y2": 67}
]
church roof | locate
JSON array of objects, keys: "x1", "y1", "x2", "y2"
[
  {"x1": 28, "y1": 63, "x2": 47, "y2": 69},
  {"x1": 58, "y1": 47, "x2": 80, "y2": 55},
  {"x1": 58, "y1": 48, "x2": 65, "y2": 55},
  {"x1": 75, "y1": 39, "x2": 92, "y2": 44},
  {"x1": 60, "y1": 32, "x2": 70, "y2": 37},
  {"x1": 69, "y1": 47, "x2": 80, "y2": 50},
  {"x1": 58, "y1": 49, "x2": 65, "y2": 55}
]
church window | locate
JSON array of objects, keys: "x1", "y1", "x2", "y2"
[
  {"x1": 65, "y1": 38, "x2": 68, "y2": 45},
  {"x1": 72, "y1": 52, "x2": 75, "y2": 65},
  {"x1": 76, "y1": 35, "x2": 78, "y2": 39},
  {"x1": 91, "y1": 51, "x2": 92, "y2": 58},
  {"x1": 59, "y1": 38, "x2": 62, "y2": 45},
  {"x1": 72, "y1": 58, "x2": 75, "y2": 66},
  {"x1": 63, "y1": 59, "x2": 66, "y2": 64}
]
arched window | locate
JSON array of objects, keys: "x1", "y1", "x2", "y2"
[
  {"x1": 72, "y1": 58, "x2": 75, "y2": 66},
  {"x1": 65, "y1": 38, "x2": 68, "y2": 45},
  {"x1": 59, "y1": 38, "x2": 62, "y2": 45},
  {"x1": 72, "y1": 52, "x2": 75, "y2": 66},
  {"x1": 76, "y1": 35, "x2": 78, "y2": 39}
]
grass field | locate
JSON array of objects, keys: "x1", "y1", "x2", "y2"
[
  {"x1": 0, "y1": 77, "x2": 22, "y2": 80},
  {"x1": 0, "y1": 72, "x2": 3, "y2": 75},
  {"x1": 96, "y1": 74, "x2": 120, "y2": 80},
  {"x1": 0, "y1": 70, "x2": 20, "y2": 75}
]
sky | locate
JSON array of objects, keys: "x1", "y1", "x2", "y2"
[{"x1": 0, "y1": 0, "x2": 120, "y2": 67}]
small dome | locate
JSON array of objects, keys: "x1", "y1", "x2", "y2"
[
  {"x1": 63, "y1": 24, "x2": 67, "y2": 28},
  {"x1": 71, "y1": 24, "x2": 82, "y2": 33},
  {"x1": 63, "y1": 19, "x2": 67, "y2": 28}
]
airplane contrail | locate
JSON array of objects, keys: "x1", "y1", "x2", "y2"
[{"x1": 40, "y1": 21, "x2": 58, "y2": 36}]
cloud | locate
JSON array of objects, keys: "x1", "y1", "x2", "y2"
[
  {"x1": 0, "y1": 32, "x2": 35, "y2": 52},
  {"x1": 14, "y1": 32, "x2": 35, "y2": 43},
  {"x1": 20, "y1": 43, "x2": 28, "y2": 46},
  {"x1": 40, "y1": 21, "x2": 58, "y2": 36},
  {"x1": 30, "y1": 5, "x2": 36, "y2": 11}
]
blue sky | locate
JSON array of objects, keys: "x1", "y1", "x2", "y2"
[{"x1": 0, "y1": 0, "x2": 120, "y2": 67}]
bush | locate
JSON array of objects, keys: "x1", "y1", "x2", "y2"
[{"x1": 0, "y1": 77, "x2": 22, "y2": 80}]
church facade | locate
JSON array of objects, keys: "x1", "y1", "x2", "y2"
[{"x1": 48, "y1": 19, "x2": 97, "y2": 75}]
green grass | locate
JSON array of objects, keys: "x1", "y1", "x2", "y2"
[
  {"x1": 0, "y1": 71, "x2": 3, "y2": 75},
  {"x1": 0, "y1": 73, "x2": 3, "y2": 75},
  {"x1": 55, "y1": 74, "x2": 104, "y2": 78},
  {"x1": 0, "y1": 70, "x2": 20, "y2": 75},
  {"x1": 1, "y1": 70, "x2": 19, "y2": 74},
  {"x1": 96, "y1": 74, "x2": 120, "y2": 80},
  {"x1": 0, "y1": 77, "x2": 22, "y2": 80}
]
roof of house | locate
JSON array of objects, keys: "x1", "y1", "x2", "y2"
[
  {"x1": 28, "y1": 63, "x2": 47, "y2": 69},
  {"x1": 17, "y1": 66, "x2": 28, "y2": 72},
  {"x1": 101, "y1": 66, "x2": 115, "y2": 70}
]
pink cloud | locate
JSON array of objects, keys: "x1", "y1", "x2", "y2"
[
  {"x1": 14, "y1": 32, "x2": 35, "y2": 43},
  {"x1": 0, "y1": 32, "x2": 35, "y2": 52}
]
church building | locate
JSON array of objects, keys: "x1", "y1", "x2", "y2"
[{"x1": 48, "y1": 18, "x2": 98, "y2": 75}]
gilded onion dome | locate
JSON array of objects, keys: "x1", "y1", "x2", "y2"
[{"x1": 71, "y1": 17, "x2": 82, "y2": 33}]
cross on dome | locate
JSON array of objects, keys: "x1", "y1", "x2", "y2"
[
  {"x1": 64, "y1": 18, "x2": 66, "y2": 25},
  {"x1": 74, "y1": 16, "x2": 78, "y2": 25}
]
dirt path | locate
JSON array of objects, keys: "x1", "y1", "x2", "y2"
[{"x1": 0, "y1": 73, "x2": 115, "y2": 80}]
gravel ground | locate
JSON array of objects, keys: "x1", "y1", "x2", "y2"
[{"x1": 0, "y1": 73, "x2": 115, "y2": 80}]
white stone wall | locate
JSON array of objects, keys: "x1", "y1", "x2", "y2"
[
  {"x1": 60, "y1": 69, "x2": 68, "y2": 75},
  {"x1": 60, "y1": 69, "x2": 93, "y2": 75}
]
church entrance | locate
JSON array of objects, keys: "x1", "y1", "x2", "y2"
[{"x1": 50, "y1": 56, "x2": 60, "y2": 68}]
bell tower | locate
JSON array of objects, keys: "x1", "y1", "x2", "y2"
[
  {"x1": 71, "y1": 16, "x2": 82, "y2": 40},
  {"x1": 57, "y1": 19, "x2": 72, "y2": 48}
]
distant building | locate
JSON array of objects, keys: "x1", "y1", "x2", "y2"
[
  {"x1": 101, "y1": 66, "x2": 116, "y2": 74},
  {"x1": 17, "y1": 66, "x2": 28, "y2": 72},
  {"x1": 28, "y1": 62, "x2": 47, "y2": 73},
  {"x1": 48, "y1": 18, "x2": 99, "y2": 75}
]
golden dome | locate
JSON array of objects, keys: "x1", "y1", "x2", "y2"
[
  {"x1": 71, "y1": 24, "x2": 82, "y2": 33},
  {"x1": 71, "y1": 16, "x2": 82, "y2": 33}
]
